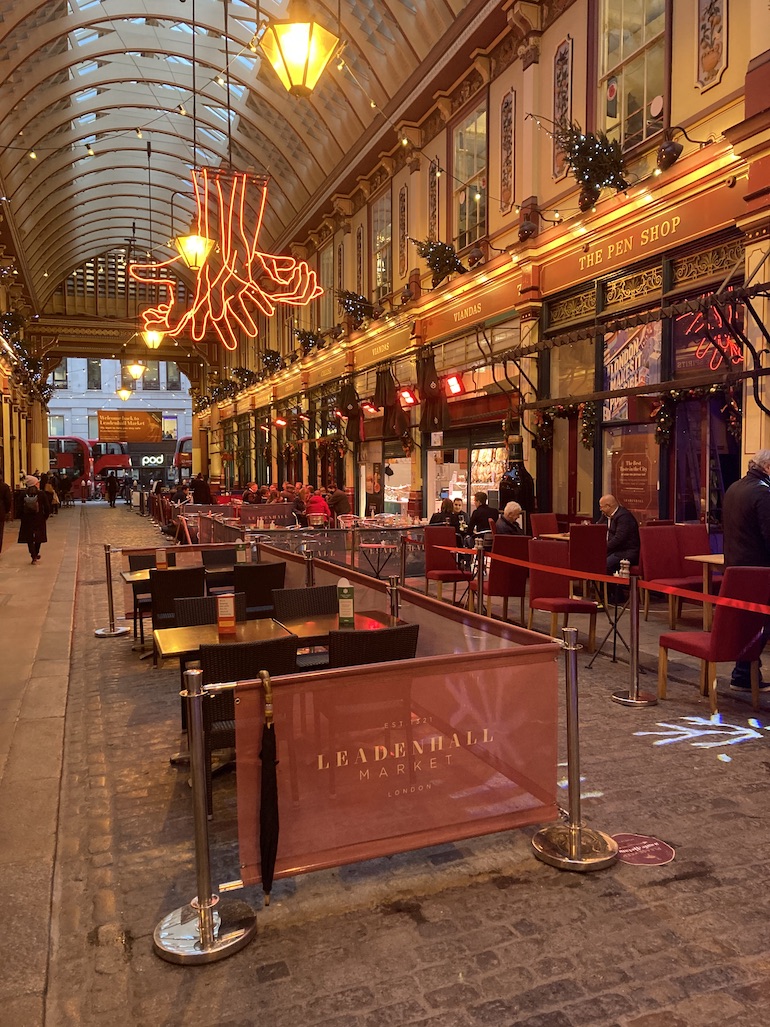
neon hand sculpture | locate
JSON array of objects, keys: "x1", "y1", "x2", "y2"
[{"x1": 129, "y1": 169, "x2": 323, "y2": 351}]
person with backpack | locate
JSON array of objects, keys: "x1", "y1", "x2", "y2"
[{"x1": 18, "y1": 475, "x2": 51, "y2": 564}]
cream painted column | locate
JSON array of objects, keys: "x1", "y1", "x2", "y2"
[
  {"x1": 739, "y1": 231, "x2": 770, "y2": 467},
  {"x1": 191, "y1": 411, "x2": 203, "y2": 476},
  {"x1": 208, "y1": 404, "x2": 222, "y2": 482},
  {"x1": 28, "y1": 399, "x2": 47, "y2": 477}
]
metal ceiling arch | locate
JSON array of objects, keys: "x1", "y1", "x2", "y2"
[{"x1": 0, "y1": 0, "x2": 481, "y2": 321}]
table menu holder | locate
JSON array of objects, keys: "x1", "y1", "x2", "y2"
[{"x1": 217, "y1": 594, "x2": 237, "y2": 635}]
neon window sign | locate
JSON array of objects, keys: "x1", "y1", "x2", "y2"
[{"x1": 674, "y1": 300, "x2": 743, "y2": 374}]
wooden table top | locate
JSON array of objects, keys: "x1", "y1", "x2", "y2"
[
  {"x1": 275, "y1": 609, "x2": 398, "y2": 646},
  {"x1": 540, "y1": 532, "x2": 571, "y2": 541},
  {"x1": 684, "y1": 553, "x2": 725, "y2": 567},
  {"x1": 154, "y1": 618, "x2": 291, "y2": 659}
]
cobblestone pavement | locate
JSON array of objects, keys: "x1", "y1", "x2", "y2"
[{"x1": 35, "y1": 505, "x2": 770, "y2": 1025}]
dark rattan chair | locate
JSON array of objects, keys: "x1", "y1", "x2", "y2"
[
  {"x1": 272, "y1": 584, "x2": 337, "y2": 621},
  {"x1": 149, "y1": 566, "x2": 206, "y2": 664},
  {"x1": 199, "y1": 636, "x2": 299, "y2": 815},
  {"x1": 233, "y1": 561, "x2": 287, "y2": 619},
  {"x1": 328, "y1": 622, "x2": 420, "y2": 668},
  {"x1": 272, "y1": 584, "x2": 337, "y2": 668},
  {"x1": 202, "y1": 547, "x2": 237, "y2": 593},
  {"x1": 129, "y1": 551, "x2": 176, "y2": 643},
  {"x1": 174, "y1": 592, "x2": 247, "y2": 626}
]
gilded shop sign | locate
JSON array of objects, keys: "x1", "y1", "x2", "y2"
[
  {"x1": 541, "y1": 183, "x2": 744, "y2": 295},
  {"x1": 423, "y1": 273, "x2": 520, "y2": 342}
]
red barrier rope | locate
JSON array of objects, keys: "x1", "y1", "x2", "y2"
[{"x1": 436, "y1": 545, "x2": 770, "y2": 618}]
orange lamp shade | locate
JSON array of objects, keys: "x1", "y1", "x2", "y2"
[
  {"x1": 259, "y1": 19, "x2": 339, "y2": 97},
  {"x1": 175, "y1": 231, "x2": 215, "y2": 270},
  {"x1": 142, "y1": 329, "x2": 164, "y2": 350}
]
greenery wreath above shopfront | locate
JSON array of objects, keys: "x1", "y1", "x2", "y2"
[
  {"x1": 533, "y1": 402, "x2": 598, "y2": 451},
  {"x1": 411, "y1": 239, "x2": 468, "y2": 288},
  {"x1": 317, "y1": 434, "x2": 349, "y2": 459},
  {"x1": 337, "y1": 290, "x2": 374, "y2": 331},
  {"x1": 1, "y1": 310, "x2": 55, "y2": 404},
  {"x1": 653, "y1": 384, "x2": 742, "y2": 445},
  {"x1": 554, "y1": 121, "x2": 628, "y2": 211}
]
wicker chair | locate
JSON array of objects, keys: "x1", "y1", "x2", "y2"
[
  {"x1": 272, "y1": 584, "x2": 337, "y2": 668},
  {"x1": 233, "y1": 561, "x2": 287, "y2": 619},
  {"x1": 328, "y1": 622, "x2": 420, "y2": 668},
  {"x1": 174, "y1": 592, "x2": 247, "y2": 626},
  {"x1": 129, "y1": 551, "x2": 176, "y2": 643},
  {"x1": 199, "y1": 636, "x2": 299, "y2": 815},
  {"x1": 149, "y1": 566, "x2": 206, "y2": 664},
  {"x1": 202, "y1": 547, "x2": 237, "y2": 593},
  {"x1": 272, "y1": 584, "x2": 337, "y2": 621}
]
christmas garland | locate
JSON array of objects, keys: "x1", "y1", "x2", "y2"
[
  {"x1": 554, "y1": 121, "x2": 628, "y2": 211},
  {"x1": 317, "y1": 434, "x2": 349, "y2": 460},
  {"x1": 412, "y1": 238, "x2": 467, "y2": 288},
  {"x1": 337, "y1": 290, "x2": 374, "y2": 331},
  {"x1": 654, "y1": 384, "x2": 741, "y2": 445},
  {"x1": 283, "y1": 441, "x2": 302, "y2": 458},
  {"x1": 295, "y1": 328, "x2": 324, "y2": 356},
  {"x1": 533, "y1": 402, "x2": 598, "y2": 451},
  {"x1": 1, "y1": 311, "x2": 55, "y2": 404},
  {"x1": 401, "y1": 431, "x2": 415, "y2": 456}
]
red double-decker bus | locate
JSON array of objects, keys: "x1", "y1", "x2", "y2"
[
  {"x1": 173, "y1": 436, "x2": 192, "y2": 478},
  {"x1": 48, "y1": 436, "x2": 92, "y2": 486},
  {"x1": 89, "y1": 440, "x2": 131, "y2": 478}
]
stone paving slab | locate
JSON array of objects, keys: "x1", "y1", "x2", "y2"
[{"x1": 5, "y1": 503, "x2": 770, "y2": 1025}]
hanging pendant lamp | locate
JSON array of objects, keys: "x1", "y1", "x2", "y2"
[{"x1": 259, "y1": 1, "x2": 340, "y2": 97}]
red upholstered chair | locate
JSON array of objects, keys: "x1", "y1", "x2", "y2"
[
  {"x1": 639, "y1": 525, "x2": 704, "y2": 628},
  {"x1": 530, "y1": 513, "x2": 559, "y2": 538},
  {"x1": 527, "y1": 539, "x2": 597, "y2": 651},
  {"x1": 658, "y1": 566, "x2": 770, "y2": 713},
  {"x1": 469, "y1": 534, "x2": 530, "y2": 622},
  {"x1": 568, "y1": 523, "x2": 608, "y2": 605},
  {"x1": 424, "y1": 525, "x2": 472, "y2": 603},
  {"x1": 488, "y1": 517, "x2": 497, "y2": 535}
]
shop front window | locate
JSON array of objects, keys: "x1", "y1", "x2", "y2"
[{"x1": 603, "y1": 323, "x2": 662, "y2": 421}]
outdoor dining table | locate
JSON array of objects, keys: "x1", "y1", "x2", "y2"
[
  {"x1": 274, "y1": 609, "x2": 401, "y2": 647},
  {"x1": 684, "y1": 552, "x2": 724, "y2": 630},
  {"x1": 540, "y1": 532, "x2": 571, "y2": 541},
  {"x1": 153, "y1": 618, "x2": 292, "y2": 663}
]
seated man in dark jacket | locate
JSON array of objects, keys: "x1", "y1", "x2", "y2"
[
  {"x1": 597, "y1": 494, "x2": 640, "y2": 573},
  {"x1": 467, "y1": 491, "x2": 499, "y2": 537},
  {"x1": 495, "y1": 501, "x2": 524, "y2": 536}
]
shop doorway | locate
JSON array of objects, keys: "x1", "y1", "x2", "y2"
[
  {"x1": 674, "y1": 397, "x2": 740, "y2": 546},
  {"x1": 425, "y1": 428, "x2": 507, "y2": 519},
  {"x1": 552, "y1": 415, "x2": 594, "y2": 522}
]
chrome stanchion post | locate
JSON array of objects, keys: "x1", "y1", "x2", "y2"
[
  {"x1": 474, "y1": 537, "x2": 486, "y2": 614},
  {"x1": 611, "y1": 575, "x2": 657, "y2": 707},
  {"x1": 388, "y1": 574, "x2": 400, "y2": 620},
  {"x1": 305, "y1": 550, "x2": 315, "y2": 587},
  {"x1": 153, "y1": 670, "x2": 256, "y2": 964},
  {"x1": 94, "y1": 544, "x2": 130, "y2": 638},
  {"x1": 532, "y1": 627, "x2": 618, "y2": 871}
]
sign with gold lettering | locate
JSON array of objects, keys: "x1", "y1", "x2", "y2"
[
  {"x1": 235, "y1": 649, "x2": 557, "y2": 886},
  {"x1": 97, "y1": 410, "x2": 162, "y2": 442},
  {"x1": 541, "y1": 184, "x2": 744, "y2": 295},
  {"x1": 422, "y1": 272, "x2": 522, "y2": 343}
]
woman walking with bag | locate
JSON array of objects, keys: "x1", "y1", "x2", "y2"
[{"x1": 18, "y1": 475, "x2": 51, "y2": 564}]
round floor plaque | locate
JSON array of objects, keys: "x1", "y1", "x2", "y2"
[{"x1": 612, "y1": 833, "x2": 675, "y2": 866}]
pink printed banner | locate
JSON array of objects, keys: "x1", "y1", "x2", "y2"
[{"x1": 236, "y1": 649, "x2": 558, "y2": 886}]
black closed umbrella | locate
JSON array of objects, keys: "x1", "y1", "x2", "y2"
[{"x1": 258, "y1": 671, "x2": 279, "y2": 906}]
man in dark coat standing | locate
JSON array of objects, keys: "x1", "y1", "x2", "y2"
[
  {"x1": 105, "y1": 472, "x2": 118, "y2": 508},
  {"x1": 0, "y1": 472, "x2": 12, "y2": 554},
  {"x1": 190, "y1": 473, "x2": 213, "y2": 504},
  {"x1": 722, "y1": 450, "x2": 770, "y2": 690},
  {"x1": 597, "y1": 494, "x2": 640, "y2": 573}
]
